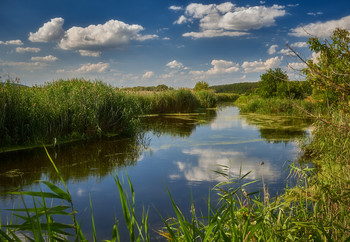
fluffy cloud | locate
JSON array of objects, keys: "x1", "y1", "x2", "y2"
[
  {"x1": 287, "y1": 62, "x2": 307, "y2": 70},
  {"x1": 142, "y1": 71, "x2": 154, "y2": 79},
  {"x1": 290, "y1": 42, "x2": 308, "y2": 48},
  {"x1": 174, "y1": 15, "x2": 188, "y2": 25},
  {"x1": 191, "y1": 59, "x2": 240, "y2": 75},
  {"x1": 76, "y1": 62, "x2": 109, "y2": 73},
  {"x1": 31, "y1": 55, "x2": 58, "y2": 62},
  {"x1": 78, "y1": 50, "x2": 101, "y2": 57},
  {"x1": 0, "y1": 40, "x2": 23, "y2": 45},
  {"x1": 268, "y1": 44, "x2": 278, "y2": 55},
  {"x1": 242, "y1": 56, "x2": 282, "y2": 73},
  {"x1": 16, "y1": 47, "x2": 40, "y2": 53},
  {"x1": 279, "y1": 48, "x2": 293, "y2": 55},
  {"x1": 59, "y1": 19, "x2": 158, "y2": 51},
  {"x1": 207, "y1": 60, "x2": 240, "y2": 74},
  {"x1": 290, "y1": 15, "x2": 350, "y2": 37},
  {"x1": 175, "y1": 2, "x2": 286, "y2": 38},
  {"x1": 166, "y1": 60, "x2": 184, "y2": 69},
  {"x1": 29, "y1": 17, "x2": 65, "y2": 42}
]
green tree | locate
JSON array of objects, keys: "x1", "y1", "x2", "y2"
[
  {"x1": 193, "y1": 81, "x2": 210, "y2": 91},
  {"x1": 155, "y1": 84, "x2": 169, "y2": 91},
  {"x1": 258, "y1": 68, "x2": 288, "y2": 98},
  {"x1": 302, "y1": 28, "x2": 350, "y2": 107}
]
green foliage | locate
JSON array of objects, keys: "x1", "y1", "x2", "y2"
[
  {"x1": 193, "y1": 81, "x2": 210, "y2": 91},
  {"x1": 0, "y1": 80, "x2": 213, "y2": 149},
  {"x1": 0, "y1": 79, "x2": 140, "y2": 147},
  {"x1": 235, "y1": 95, "x2": 324, "y2": 116},
  {"x1": 304, "y1": 28, "x2": 350, "y2": 110},
  {"x1": 194, "y1": 90, "x2": 217, "y2": 108},
  {"x1": 215, "y1": 93, "x2": 240, "y2": 102},
  {"x1": 276, "y1": 80, "x2": 312, "y2": 99},
  {"x1": 210, "y1": 82, "x2": 258, "y2": 94},
  {"x1": 121, "y1": 84, "x2": 172, "y2": 92},
  {"x1": 258, "y1": 68, "x2": 288, "y2": 98}
]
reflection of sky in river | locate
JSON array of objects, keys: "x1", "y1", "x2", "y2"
[{"x1": 0, "y1": 106, "x2": 308, "y2": 240}]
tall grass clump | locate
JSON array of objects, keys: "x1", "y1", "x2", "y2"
[
  {"x1": 194, "y1": 90, "x2": 217, "y2": 108},
  {"x1": 158, "y1": 162, "x2": 350, "y2": 241},
  {"x1": 0, "y1": 79, "x2": 140, "y2": 147},
  {"x1": 125, "y1": 89, "x2": 204, "y2": 114},
  {"x1": 235, "y1": 95, "x2": 325, "y2": 117}
]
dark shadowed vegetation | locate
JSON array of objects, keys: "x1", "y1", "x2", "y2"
[{"x1": 210, "y1": 82, "x2": 258, "y2": 94}]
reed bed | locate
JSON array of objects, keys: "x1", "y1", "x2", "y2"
[
  {"x1": 0, "y1": 79, "x2": 215, "y2": 149},
  {"x1": 235, "y1": 95, "x2": 325, "y2": 117}
]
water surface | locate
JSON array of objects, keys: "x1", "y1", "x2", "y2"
[{"x1": 0, "y1": 106, "x2": 312, "y2": 240}]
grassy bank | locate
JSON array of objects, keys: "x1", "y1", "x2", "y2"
[
  {"x1": 0, "y1": 79, "x2": 216, "y2": 149},
  {"x1": 235, "y1": 95, "x2": 326, "y2": 117}
]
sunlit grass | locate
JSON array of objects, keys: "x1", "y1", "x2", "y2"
[{"x1": 0, "y1": 79, "x2": 216, "y2": 149}]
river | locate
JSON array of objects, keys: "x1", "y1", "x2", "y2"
[{"x1": 0, "y1": 105, "x2": 312, "y2": 240}]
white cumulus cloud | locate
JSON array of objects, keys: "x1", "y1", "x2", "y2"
[
  {"x1": 76, "y1": 62, "x2": 109, "y2": 73},
  {"x1": 166, "y1": 60, "x2": 184, "y2": 69},
  {"x1": 242, "y1": 56, "x2": 282, "y2": 73},
  {"x1": 268, "y1": 44, "x2": 278, "y2": 55},
  {"x1": 29, "y1": 17, "x2": 65, "y2": 42},
  {"x1": 191, "y1": 59, "x2": 240, "y2": 75},
  {"x1": 0, "y1": 40, "x2": 23, "y2": 45},
  {"x1": 59, "y1": 19, "x2": 158, "y2": 51},
  {"x1": 279, "y1": 48, "x2": 294, "y2": 55},
  {"x1": 174, "y1": 15, "x2": 188, "y2": 24},
  {"x1": 142, "y1": 71, "x2": 154, "y2": 79},
  {"x1": 207, "y1": 60, "x2": 240, "y2": 74},
  {"x1": 290, "y1": 15, "x2": 350, "y2": 37},
  {"x1": 31, "y1": 55, "x2": 58, "y2": 62},
  {"x1": 16, "y1": 47, "x2": 40, "y2": 53},
  {"x1": 290, "y1": 42, "x2": 308, "y2": 48},
  {"x1": 176, "y1": 2, "x2": 286, "y2": 38},
  {"x1": 287, "y1": 62, "x2": 307, "y2": 70}
]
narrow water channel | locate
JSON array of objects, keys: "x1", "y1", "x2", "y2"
[{"x1": 0, "y1": 105, "x2": 312, "y2": 240}]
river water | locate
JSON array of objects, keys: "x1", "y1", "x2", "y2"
[{"x1": 0, "y1": 105, "x2": 312, "y2": 240}]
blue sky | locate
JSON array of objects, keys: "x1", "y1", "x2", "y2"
[{"x1": 1, "y1": 0, "x2": 350, "y2": 87}]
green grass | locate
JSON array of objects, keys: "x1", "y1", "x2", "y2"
[
  {"x1": 0, "y1": 80, "x2": 216, "y2": 150},
  {"x1": 235, "y1": 95, "x2": 326, "y2": 117}
]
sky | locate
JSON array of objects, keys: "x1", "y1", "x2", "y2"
[{"x1": 1, "y1": 0, "x2": 350, "y2": 88}]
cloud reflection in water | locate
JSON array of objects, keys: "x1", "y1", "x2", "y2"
[{"x1": 172, "y1": 147, "x2": 279, "y2": 183}]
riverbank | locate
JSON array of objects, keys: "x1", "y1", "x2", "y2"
[{"x1": 0, "y1": 79, "x2": 217, "y2": 152}]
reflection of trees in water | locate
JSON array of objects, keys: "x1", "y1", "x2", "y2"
[
  {"x1": 0, "y1": 135, "x2": 147, "y2": 200},
  {"x1": 141, "y1": 109, "x2": 217, "y2": 138},
  {"x1": 240, "y1": 114, "x2": 313, "y2": 143},
  {"x1": 0, "y1": 109, "x2": 217, "y2": 200}
]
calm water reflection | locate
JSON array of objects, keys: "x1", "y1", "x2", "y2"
[{"x1": 0, "y1": 106, "x2": 312, "y2": 240}]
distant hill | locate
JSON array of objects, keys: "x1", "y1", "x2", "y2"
[{"x1": 210, "y1": 82, "x2": 258, "y2": 94}]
